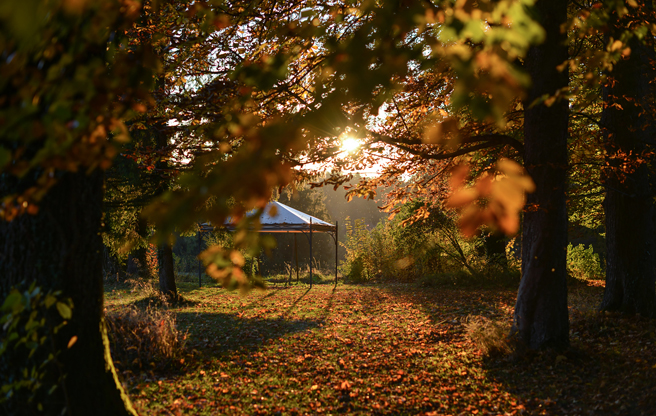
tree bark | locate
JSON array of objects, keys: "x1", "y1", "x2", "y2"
[
  {"x1": 0, "y1": 170, "x2": 136, "y2": 415},
  {"x1": 159, "y1": 241, "x2": 178, "y2": 301},
  {"x1": 512, "y1": 0, "x2": 570, "y2": 350},
  {"x1": 152, "y1": 119, "x2": 179, "y2": 300},
  {"x1": 600, "y1": 23, "x2": 656, "y2": 316}
]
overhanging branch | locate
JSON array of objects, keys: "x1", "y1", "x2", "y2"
[{"x1": 370, "y1": 132, "x2": 524, "y2": 160}]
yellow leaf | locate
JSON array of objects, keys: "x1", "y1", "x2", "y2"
[
  {"x1": 496, "y1": 158, "x2": 523, "y2": 176},
  {"x1": 56, "y1": 302, "x2": 72, "y2": 320},
  {"x1": 610, "y1": 40, "x2": 623, "y2": 52}
]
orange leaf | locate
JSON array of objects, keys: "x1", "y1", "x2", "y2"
[{"x1": 67, "y1": 336, "x2": 78, "y2": 349}]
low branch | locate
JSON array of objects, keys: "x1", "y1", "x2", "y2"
[{"x1": 371, "y1": 132, "x2": 524, "y2": 161}]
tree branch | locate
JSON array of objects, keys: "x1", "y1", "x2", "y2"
[{"x1": 370, "y1": 132, "x2": 524, "y2": 160}]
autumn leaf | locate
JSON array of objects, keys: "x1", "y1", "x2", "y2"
[{"x1": 447, "y1": 159, "x2": 535, "y2": 237}]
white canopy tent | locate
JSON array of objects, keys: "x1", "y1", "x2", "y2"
[{"x1": 198, "y1": 201, "x2": 338, "y2": 288}]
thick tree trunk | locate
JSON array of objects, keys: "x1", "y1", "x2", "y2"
[
  {"x1": 0, "y1": 170, "x2": 136, "y2": 415},
  {"x1": 512, "y1": 0, "x2": 570, "y2": 350},
  {"x1": 159, "y1": 241, "x2": 178, "y2": 301},
  {"x1": 600, "y1": 29, "x2": 656, "y2": 316}
]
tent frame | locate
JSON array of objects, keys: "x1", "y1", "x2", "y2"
[{"x1": 197, "y1": 202, "x2": 338, "y2": 289}]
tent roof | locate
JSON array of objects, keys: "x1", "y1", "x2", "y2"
[{"x1": 201, "y1": 201, "x2": 335, "y2": 233}]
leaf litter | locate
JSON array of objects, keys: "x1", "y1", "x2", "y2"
[{"x1": 105, "y1": 282, "x2": 656, "y2": 415}]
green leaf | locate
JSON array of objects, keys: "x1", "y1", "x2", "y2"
[
  {"x1": 55, "y1": 302, "x2": 72, "y2": 320},
  {"x1": 44, "y1": 294, "x2": 57, "y2": 309},
  {"x1": 1, "y1": 292, "x2": 23, "y2": 314}
]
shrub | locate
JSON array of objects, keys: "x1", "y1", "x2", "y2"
[
  {"x1": 0, "y1": 282, "x2": 73, "y2": 416},
  {"x1": 340, "y1": 202, "x2": 502, "y2": 284},
  {"x1": 567, "y1": 243, "x2": 604, "y2": 282},
  {"x1": 105, "y1": 305, "x2": 186, "y2": 374},
  {"x1": 464, "y1": 315, "x2": 513, "y2": 357}
]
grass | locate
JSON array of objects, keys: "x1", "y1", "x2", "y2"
[{"x1": 105, "y1": 279, "x2": 656, "y2": 415}]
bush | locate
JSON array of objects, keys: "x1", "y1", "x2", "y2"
[
  {"x1": 464, "y1": 315, "x2": 513, "y2": 357},
  {"x1": 567, "y1": 243, "x2": 604, "y2": 282},
  {"x1": 416, "y1": 267, "x2": 520, "y2": 289},
  {"x1": 340, "y1": 202, "x2": 510, "y2": 284},
  {"x1": 0, "y1": 282, "x2": 73, "y2": 416},
  {"x1": 106, "y1": 305, "x2": 186, "y2": 374}
]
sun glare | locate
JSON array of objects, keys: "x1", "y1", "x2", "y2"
[{"x1": 341, "y1": 137, "x2": 360, "y2": 154}]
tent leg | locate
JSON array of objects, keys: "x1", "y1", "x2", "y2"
[
  {"x1": 295, "y1": 234, "x2": 299, "y2": 284},
  {"x1": 287, "y1": 232, "x2": 292, "y2": 287},
  {"x1": 334, "y1": 221, "x2": 338, "y2": 289},
  {"x1": 198, "y1": 230, "x2": 202, "y2": 288},
  {"x1": 310, "y1": 219, "x2": 313, "y2": 288}
]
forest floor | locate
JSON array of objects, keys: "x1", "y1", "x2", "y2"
[{"x1": 105, "y1": 280, "x2": 656, "y2": 415}]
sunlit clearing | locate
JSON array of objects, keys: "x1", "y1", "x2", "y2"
[{"x1": 341, "y1": 137, "x2": 360, "y2": 154}]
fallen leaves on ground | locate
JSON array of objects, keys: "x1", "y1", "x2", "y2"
[{"x1": 105, "y1": 282, "x2": 656, "y2": 415}]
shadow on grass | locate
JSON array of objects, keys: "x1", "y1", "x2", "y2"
[
  {"x1": 238, "y1": 289, "x2": 280, "y2": 312},
  {"x1": 126, "y1": 294, "x2": 200, "y2": 310},
  {"x1": 377, "y1": 283, "x2": 517, "y2": 328},
  {"x1": 278, "y1": 287, "x2": 312, "y2": 317},
  {"x1": 369, "y1": 283, "x2": 655, "y2": 414},
  {"x1": 175, "y1": 310, "x2": 321, "y2": 357}
]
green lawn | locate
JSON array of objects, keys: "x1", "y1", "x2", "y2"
[{"x1": 105, "y1": 281, "x2": 656, "y2": 415}]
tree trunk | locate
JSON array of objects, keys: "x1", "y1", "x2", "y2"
[
  {"x1": 104, "y1": 246, "x2": 124, "y2": 283},
  {"x1": 0, "y1": 170, "x2": 136, "y2": 415},
  {"x1": 159, "y1": 241, "x2": 178, "y2": 301},
  {"x1": 512, "y1": 0, "x2": 570, "y2": 350},
  {"x1": 485, "y1": 231, "x2": 508, "y2": 269},
  {"x1": 150, "y1": 118, "x2": 178, "y2": 301},
  {"x1": 135, "y1": 216, "x2": 151, "y2": 279},
  {"x1": 600, "y1": 25, "x2": 656, "y2": 316},
  {"x1": 126, "y1": 253, "x2": 140, "y2": 276}
]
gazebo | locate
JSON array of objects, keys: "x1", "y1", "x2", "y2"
[{"x1": 198, "y1": 201, "x2": 338, "y2": 288}]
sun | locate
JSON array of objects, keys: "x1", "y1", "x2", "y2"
[{"x1": 341, "y1": 137, "x2": 361, "y2": 154}]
